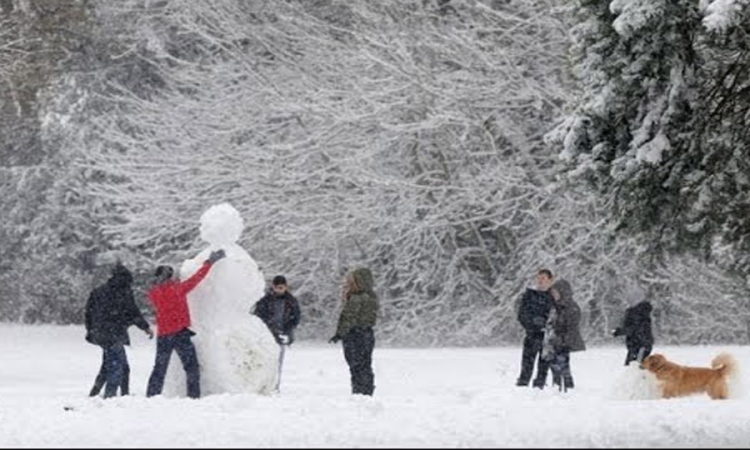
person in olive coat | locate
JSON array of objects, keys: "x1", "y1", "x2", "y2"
[{"x1": 329, "y1": 267, "x2": 379, "y2": 396}]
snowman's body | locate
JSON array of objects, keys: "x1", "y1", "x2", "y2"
[{"x1": 161, "y1": 203, "x2": 279, "y2": 397}]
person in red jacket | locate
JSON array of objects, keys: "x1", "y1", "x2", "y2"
[{"x1": 146, "y1": 249, "x2": 226, "y2": 399}]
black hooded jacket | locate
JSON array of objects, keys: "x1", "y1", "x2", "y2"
[
  {"x1": 85, "y1": 264, "x2": 150, "y2": 347},
  {"x1": 613, "y1": 300, "x2": 654, "y2": 348}
]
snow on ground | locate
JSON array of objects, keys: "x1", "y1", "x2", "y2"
[{"x1": 1, "y1": 324, "x2": 749, "y2": 448}]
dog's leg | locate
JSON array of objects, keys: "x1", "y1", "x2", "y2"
[{"x1": 709, "y1": 381, "x2": 729, "y2": 400}]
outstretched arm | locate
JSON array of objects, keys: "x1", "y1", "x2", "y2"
[
  {"x1": 177, "y1": 262, "x2": 213, "y2": 296},
  {"x1": 124, "y1": 290, "x2": 151, "y2": 332}
]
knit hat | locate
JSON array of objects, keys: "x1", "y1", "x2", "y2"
[
  {"x1": 155, "y1": 265, "x2": 174, "y2": 279},
  {"x1": 272, "y1": 275, "x2": 287, "y2": 286}
]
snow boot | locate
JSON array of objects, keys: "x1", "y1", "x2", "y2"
[{"x1": 563, "y1": 375, "x2": 574, "y2": 392}]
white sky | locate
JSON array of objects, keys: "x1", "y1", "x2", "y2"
[{"x1": 1, "y1": 324, "x2": 750, "y2": 448}]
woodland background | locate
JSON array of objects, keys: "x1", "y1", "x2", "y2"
[{"x1": 1, "y1": 0, "x2": 749, "y2": 346}]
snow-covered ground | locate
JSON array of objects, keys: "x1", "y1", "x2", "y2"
[{"x1": 1, "y1": 324, "x2": 749, "y2": 448}]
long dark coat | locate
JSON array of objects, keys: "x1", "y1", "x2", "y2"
[
  {"x1": 84, "y1": 264, "x2": 150, "y2": 347},
  {"x1": 550, "y1": 279, "x2": 586, "y2": 352},
  {"x1": 613, "y1": 300, "x2": 654, "y2": 349}
]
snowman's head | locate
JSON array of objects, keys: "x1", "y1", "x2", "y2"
[{"x1": 199, "y1": 203, "x2": 244, "y2": 246}]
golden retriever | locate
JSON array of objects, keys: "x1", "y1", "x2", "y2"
[{"x1": 640, "y1": 353, "x2": 737, "y2": 400}]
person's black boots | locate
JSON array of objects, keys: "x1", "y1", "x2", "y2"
[{"x1": 563, "y1": 375, "x2": 574, "y2": 391}]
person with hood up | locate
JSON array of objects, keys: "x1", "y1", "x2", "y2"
[
  {"x1": 542, "y1": 278, "x2": 585, "y2": 392},
  {"x1": 612, "y1": 299, "x2": 654, "y2": 365},
  {"x1": 329, "y1": 267, "x2": 379, "y2": 396},
  {"x1": 85, "y1": 262, "x2": 154, "y2": 398}
]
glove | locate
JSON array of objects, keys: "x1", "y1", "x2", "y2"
[
  {"x1": 328, "y1": 334, "x2": 341, "y2": 344},
  {"x1": 207, "y1": 249, "x2": 226, "y2": 264},
  {"x1": 278, "y1": 334, "x2": 290, "y2": 345},
  {"x1": 145, "y1": 328, "x2": 154, "y2": 339},
  {"x1": 612, "y1": 328, "x2": 622, "y2": 337}
]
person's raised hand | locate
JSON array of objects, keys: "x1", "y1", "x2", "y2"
[{"x1": 207, "y1": 249, "x2": 226, "y2": 264}]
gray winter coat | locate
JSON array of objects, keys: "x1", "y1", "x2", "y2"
[{"x1": 550, "y1": 279, "x2": 586, "y2": 352}]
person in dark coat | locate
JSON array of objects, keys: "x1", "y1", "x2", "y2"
[
  {"x1": 85, "y1": 263, "x2": 153, "y2": 398},
  {"x1": 253, "y1": 275, "x2": 301, "y2": 392},
  {"x1": 542, "y1": 278, "x2": 585, "y2": 392},
  {"x1": 612, "y1": 300, "x2": 654, "y2": 365},
  {"x1": 329, "y1": 267, "x2": 379, "y2": 396},
  {"x1": 515, "y1": 269, "x2": 555, "y2": 388}
]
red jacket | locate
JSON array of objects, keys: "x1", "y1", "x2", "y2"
[{"x1": 148, "y1": 262, "x2": 213, "y2": 337}]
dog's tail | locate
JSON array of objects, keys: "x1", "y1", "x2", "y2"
[{"x1": 712, "y1": 352, "x2": 737, "y2": 378}]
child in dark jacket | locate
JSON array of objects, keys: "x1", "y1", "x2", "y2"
[{"x1": 612, "y1": 300, "x2": 654, "y2": 366}]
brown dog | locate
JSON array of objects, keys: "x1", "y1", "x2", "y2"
[{"x1": 640, "y1": 353, "x2": 737, "y2": 400}]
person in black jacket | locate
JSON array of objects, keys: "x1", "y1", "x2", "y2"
[
  {"x1": 85, "y1": 263, "x2": 153, "y2": 398},
  {"x1": 252, "y1": 275, "x2": 301, "y2": 392},
  {"x1": 515, "y1": 269, "x2": 555, "y2": 388},
  {"x1": 612, "y1": 300, "x2": 654, "y2": 365}
]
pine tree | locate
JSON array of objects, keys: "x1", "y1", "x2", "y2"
[
  {"x1": 555, "y1": 0, "x2": 750, "y2": 266},
  {"x1": 554, "y1": 0, "x2": 705, "y2": 251}
]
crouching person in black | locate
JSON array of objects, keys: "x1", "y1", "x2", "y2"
[
  {"x1": 515, "y1": 268, "x2": 555, "y2": 388},
  {"x1": 612, "y1": 300, "x2": 654, "y2": 365}
]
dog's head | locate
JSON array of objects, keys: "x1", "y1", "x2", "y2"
[{"x1": 640, "y1": 354, "x2": 669, "y2": 373}]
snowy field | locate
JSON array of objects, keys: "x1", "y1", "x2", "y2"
[{"x1": 1, "y1": 324, "x2": 750, "y2": 448}]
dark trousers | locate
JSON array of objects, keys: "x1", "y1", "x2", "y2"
[
  {"x1": 549, "y1": 348, "x2": 573, "y2": 391},
  {"x1": 100, "y1": 344, "x2": 128, "y2": 398},
  {"x1": 625, "y1": 343, "x2": 652, "y2": 366},
  {"x1": 517, "y1": 332, "x2": 549, "y2": 387},
  {"x1": 91, "y1": 348, "x2": 130, "y2": 397},
  {"x1": 342, "y1": 327, "x2": 375, "y2": 396},
  {"x1": 147, "y1": 329, "x2": 201, "y2": 399}
]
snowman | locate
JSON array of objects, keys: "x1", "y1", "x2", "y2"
[{"x1": 161, "y1": 203, "x2": 279, "y2": 396}]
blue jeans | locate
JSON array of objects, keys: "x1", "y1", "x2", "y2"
[
  {"x1": 91, "y1": 347, "x2": 130, "y2": 397},
  {"x1": 102, "y1": 344, "x2": 128, "y2": 399},
  {"x1": 146, "y1": 329, "x2": 200, "y2": 398}
]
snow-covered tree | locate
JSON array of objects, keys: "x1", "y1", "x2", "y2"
[
  {"x1": 78, "y1": 0, "x2": 575, "y2": 344},
  {"x1": 554, "y1": 0, "x2": 750, "y2": 269}
]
